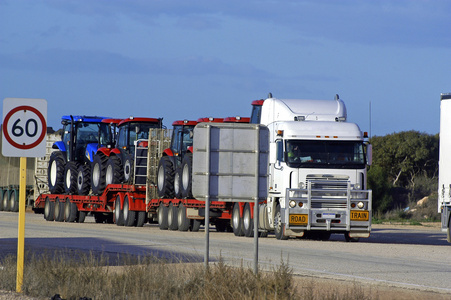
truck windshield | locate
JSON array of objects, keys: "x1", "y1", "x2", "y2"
[{"x1": 286, "y1": 140, "x2": 366, "y2": 169}]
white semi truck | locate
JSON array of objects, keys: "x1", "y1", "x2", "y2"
[
  {"x1": 250, "y1": 94, "x2": 372, "y2": 241},
  {"x1": 438, "y1": 93, "x2": 451, "y2": 242}
]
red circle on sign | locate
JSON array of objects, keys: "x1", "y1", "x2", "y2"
[{"x1": 2, "y1": 105, "x2": 47, "y2": 150}]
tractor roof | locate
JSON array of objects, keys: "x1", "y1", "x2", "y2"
[
  {"x1": 118, "y1": 117, "x2": 162, "y2": 127},
  {"x1": 197, "y1": 117, "x2": 224, "y2": 123},
  {"x1": 61, "y1": 115, "x2": 109, "y2": 123},
  {"x1": 172, "y1": 120, "x2": 198, "y2": 126}
]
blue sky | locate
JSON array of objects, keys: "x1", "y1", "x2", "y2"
[{"x1": 1, "y1": 0, "x2": 450, "y2": 137}]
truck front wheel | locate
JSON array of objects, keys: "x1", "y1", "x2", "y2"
[{"x1": 274, "y1": 204, "x2": 288, "y2": 240}]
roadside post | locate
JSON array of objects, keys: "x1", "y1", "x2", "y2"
[{"x1": 2, "y1": 98, "x2": 47, "y2": 293}]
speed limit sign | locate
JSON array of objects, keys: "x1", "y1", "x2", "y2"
[{"x1": 2, "y1": 98, "x2": 47, "y2": 157}]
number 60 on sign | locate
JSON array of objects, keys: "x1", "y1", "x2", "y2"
[{"x1": 2, "y1": 98, "x2": 47, "y2": 158}]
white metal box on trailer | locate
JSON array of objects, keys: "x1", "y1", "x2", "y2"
[
  {"x1": 192, "y1": 123, "x2": 269, "y2": 202},
  {"x1": 438, "y1": 93, "x2": 451, "y2": 211}
]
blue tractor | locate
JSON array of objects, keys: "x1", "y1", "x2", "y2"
[{"x1": 48, "y1": 115, "x2": 114, "y2": 195}]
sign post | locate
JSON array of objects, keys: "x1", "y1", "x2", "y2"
[{"x1": 2, "y1": 98, "x2": 47, "y2": 293}]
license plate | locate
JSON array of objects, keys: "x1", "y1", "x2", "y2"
[
  {"x1": 322, "y1": 212, "x2": 335, "y2": 219},
  {"x1": 350, "y1": 210, "x2": 369, "y2": 221},
  {"x1": 289, "y1": 214, "x2": 308, "y2": 225}
]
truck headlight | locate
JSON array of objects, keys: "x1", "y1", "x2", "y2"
[
  {"x1": 357, "y1": 201, "x2": 364, "y2": 209},
  {"x1": 289, "y1": 200, "x2": 296, "y2": 208}
]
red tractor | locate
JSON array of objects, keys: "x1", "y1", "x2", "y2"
[{"x1": 91, "y1": 117, "x2": 163, "y2": 195}]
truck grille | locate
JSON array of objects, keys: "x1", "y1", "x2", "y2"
[{"x1": 306, "y1": 174, "x2": 350, "y2": 209}]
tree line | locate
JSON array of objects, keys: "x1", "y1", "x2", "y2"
[{"x1": 368, "y1": 130, "x2": 439, "y2": 213}]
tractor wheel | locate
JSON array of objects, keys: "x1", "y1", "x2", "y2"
[
  {"x1": 177, "y1": 204, "x2": 190, "y2": 231},
  {"x1": 123, "y1": 155, "x2": 134, "y2": 184},
  {"x1": 123, "y1": 195, "x2": 136, "y2": 227},
  {"x1": 106, "y1": 156, "x2": 124, "y2": 185},
  {"x1": 48, "y1": 151, "x2": 66, "y2": 194},
  {"x1": 77, "y1": 164, "x2": 91, "y2": 195},
  {"x1": 91, "y1": 153, "x2": 108, "y2": 195},
  {"x1": 174, "y1": 168, "x2": 183, "y2": 199},
  {"x1": 157, "y1": 157, "x2": 175, "y2": 198},
  {"x1": 180, "y1": 154, "x2": 193, "y2": 199},
  {"x1": 64, "y1": 161, "x2": 80, "y2": 194},
  {"x1": 232, "y1": 203, "x2": 244, "y2": 236},
  {"x1": 274, "y1": 204, "x2": 288, "y2": 240}
]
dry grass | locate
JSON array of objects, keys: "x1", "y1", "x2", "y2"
[{"x1": 0, "y1": 250, "x2": 378, "y2": 300}]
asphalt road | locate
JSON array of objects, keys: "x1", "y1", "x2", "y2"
[{"x1": 1, "y1": 211, "x2": 450, "y2": 294}]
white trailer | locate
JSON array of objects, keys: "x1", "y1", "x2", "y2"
[
  {"x1": 438, "y1": 93, "x2": 451, "y2": 242},
  {"x1": 251, "y1": 94, "x2": 372, "y2": 241}
]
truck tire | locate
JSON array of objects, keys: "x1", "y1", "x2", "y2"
[
  {"x1": 243, "y1": 203, "x2": 254, "y2": 237},
  {"x1": 65, "y1": 200, "x2": 78, "y2": 222},
  {"x1": 123, "y1": 195, "x2": 136, "y2": 227},
  {"x1": 181, "y1": 154, "x2": 193, "y2": 199},
  {"x1": 91, "y1": 153, "x2": 108, "y2": 195},
  {"x1": 136, "y1": 211, "x2": 147, "y2": 227},
  {"x1": 274, "y1": 204, "x2": 288, "y2": 240},
  {"x1": 157, "y1": 157, "x2": 175, "y2": 198},
  {"x1": 48, "y1": 151, "x2": 66, "y2": 194},
  {"x1": 106, "y1": 156, "x2": 123, "y2": 185},
  {"x1": 2, "y1": 190, "x2": 10, "y2": 212},
  {"x1": 190, "y1": 219, "x2": 201, "y2": 232},
  {"x1": 9, "y1": 189, "x2": 19, "y2": 212},
  {"x1": 232, "y1": 203, "x2": 244, "y2": 236},
  {"x1": 158, "y1": 203, "x2": 168, "y2": 230},
  {"x1": 77, "y1": 210, "x2": 86, "y2": 223},
  {"x1": 177, "y1": 204, "x2": 190, "y2": 231},
  {"x1": 0, "y1": 189, "x2": 3, "y2": 211},
  {"x1": 44, "y1": 197, "x2": 55, "y2": 221},
  {"x1": 54, "y1": 197, "x2": 65, "y2": 222},
  {"x1": 77, "y1": 164, "x2": 91, "y2": 195},
  {"x1": 167, "y1": 202, "x2": 178, "y2": 230},
  {"x1": 123, "y1": 156, "x2": 134, "y2": 184},
  {"x1": 64, "y1": 161, "x2": 80, "y2": 194},
  {"x1": 114, "y1": 195, "x2": 124, "y2": 226}
]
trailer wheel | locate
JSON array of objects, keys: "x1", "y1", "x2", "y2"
[
  {"x1": 54, "y1": 197, "x2": 65, "y2": 222},
  {"x1": 136, "y1": 211, "x2": 147, "y2": 227},
  {"x1": 48, "y1": 151, "x2": 66, "y2": 194},
  {"x1": 123, "y1": 195, "x2": 136, "y2": 227},
  {"x1": 9, "y1": 189, "x2": 19, "y2": 212},
  {"x1": 77, "y1": 164, "x2": 91, "y2": 195},
  {"x1": 177, "y1": 204, "x2": 190, "y2": 231},
  {"x1": 66, "y1": 200, "x2": 77, "y2": 222},
  {"x1": 191, "y1": 219, "x2": 202, "y2": 232},
  {"x1": 167, "y1": 203, "x2": 178, "y2": 230},
  {"x1": 44, "y1": 197, "x2": 54, "y2": 221},
  {"x1": 115, "y1": 195, "x2": 124, "y2": 226},
  {"x1": 274, "y1": 204, "x2": 288, "y2": 240},
  {"x1": 232, "y1": 203, "x2": 244, "y2": 236},
  {"x1": 77, "y1": 210, "x2": 86, "y2": 223},
  {"x1": 447, "y1": 215, "x2": 451, "y2": 243},
  {"x1": 106, "y1": 156, "x2": 123, "y2": 185},
  {"x1": 157, "y1": 157, "x2": 175, "y2": 198},
  {"x1": 91, "y1": 153, "x2": 108, "y2": 195},
  {"x1": 0, "y1": 189, "x2": 4, "y2": 211},
  {"x1": 181, "y1": 154, "x2": 193, "y2": 199},
  {"x1": 158, "y1": 203, "x2": 168, "y2": 230},
  {"x1": 64, "y1": 161, "x2": 80, "y2": 194},
  {"x1": 2, "y1": 190, "x2": 9, "y2": 212}
]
